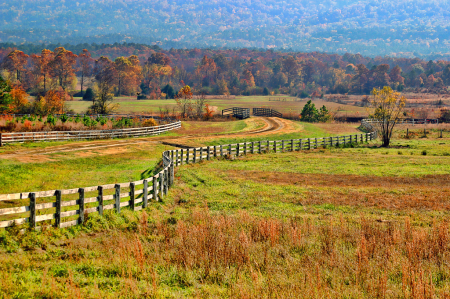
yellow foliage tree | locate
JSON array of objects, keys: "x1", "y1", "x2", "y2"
[{"x1": 368, "y1": 86, "x2": 406, "y2": 147}]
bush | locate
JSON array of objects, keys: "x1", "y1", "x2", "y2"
[
  {"x1": 137, "y1": 94, "x2": 147, "y2": 100},
  {"x1": 46, "y1": 115, "x2": 56, "y2": 126},
  {"x1": 83, "y1": 88, "x2": 95, "y2": 101},
  {"x1": 142, "y1": 118, "x2": 158, "y2": 127},
  {"x1": 299, "y1": 90, "x2": 310, "y2": 98}
]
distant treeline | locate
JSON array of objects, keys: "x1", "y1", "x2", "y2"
[{"x1": 2, "y1": 44, "x2": 450, "y2": 103}]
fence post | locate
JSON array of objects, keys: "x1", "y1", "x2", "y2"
[
  {"x1": 229, "y1": 144, "x2": 232, "y2": 156},
  {"x1": 193, "y1": 148, "x2": 197, "y2": 163},
  {"x1": 55, "y1": 190, "x2": 62, "y2": 228},
  {"x1": 159, "y1": 172, "x2": 164, "y2": 200},
  {"x1": 130, "y1": 183, "x2": 135, "y2": 211},
  {"x1": 153, "y1": 176, "x2": 158, "y2": 202},
  {"x1": 291, "y1": 139, "x2": 294, "y2": 152},
  {"x1": 181, "y1": 149, "x2": 184, "y2": 165},
  {"x1": 214, "y1": 145, "x2": 217, "y2": 158},
  {"x1": 171, "y1": 150, "x2": 174, "y2": 166},
  {"x1": 220, "y1": 144, "x2": 223, "y2": 157},
  {"x1": 207, "y1": 146, "x2": 210, "y2": 160},
  {"x1": 176, "y1": 150, "x2": 179, "y2": 166},
  {"x1": 330, "y1": 137, "x2": 333, "y2": 147},
  {"x1": 259, "y1": 141, "x2": 262, "y2": 153},
  {"x1": 29, "y1": 193, "x2": 36, "y2": 229},
  {"x1": 0, "y1": 133, "x2": 2, "y2": 147},
  {"x1": 282, "y1": 140, "x2": 285, "y2": 152},
  {"x1": 237, "y1": 143, "x2": 240, "y2": 156},
  {"x1": 115, "y1": 184, "x2": 121, "y2": 214},
  {"x1": 171, "y1": 164, "x2": 174, "y2": 187},
  {"x1": 252, "y1": 142, "x2": 255, "y2": 154},
  {"x1": 315, "y1": 138, "x2": 318, "y2": 149},
  {"x1": 299, "y1": 139, "x2": 302, "y2": 151},
  {"x1": 79, "y1": 188, "x2": 85, "y2": 225},
  {"x1": 274, "y1": 140, "x2": 277, "y2": 153},
  {"x1": 308, "y1": 138, "x2": 311, "y2": 150},
  {"x1": 141, "y1": 179, "x2": 148, "y2": 209},
  {"x1": 164, "y1": 169, "x2": 169, "y2": 195},
  {"x1": 267, "y1": 140, "x2": 270, "y2": 152},
  {"x1": 187, "y1": 148, "x2": 190, "y2": 164},
  {"x1": 440, "y1": 129, "x2": 443, "y2": 138},
  {"x1": 98, "y1": 186, "x2": 104, "y2": 216},
  {"x1": 199, "y1": 147, "x2": 203, "y2": 161}
]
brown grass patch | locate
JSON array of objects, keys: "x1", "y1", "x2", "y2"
[{"x1": 226, "y1": 170, "x2": 450, "y2": 211}]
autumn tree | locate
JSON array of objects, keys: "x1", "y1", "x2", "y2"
[
  {"x1": 9, "y1": 85, "x2": 29, "y2": 113},
  {"x1": 115, "y1": 55, "x2": 141, "y2": 95},
  {"x1": 368, "y1": 86, "x2": 406, "y2": 147},
  {"x1": 2, "y1": 50, "x2": 29, "y2": 83},
  {"x1": 92, "y1": 56, "x2": 118, "y2": 114},
  {"x1": 282, "y1": 56, "x2": 300, "y2": 86},
  {"x1": 175, "y1": 85, "x2": 193, "y2": 118},
  {"x1": 143, "y1": 53, "x2": 172, "y2": 95},
  {"x1": 77, "y1": 49, "x2": 93, "y2": 95},
  {"x1": 49, "y1": 47, "x2": 78, "y2": 90},
  {"x1": 195, "y1": 55, "x2": 218, "y2": 87}
]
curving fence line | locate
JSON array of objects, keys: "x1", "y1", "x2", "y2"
[
  {"x1": 361, "y1": 118, "x2": 440, "y2": 131},
  {"x1": 0, "y1": 131, "x2": 378, "y2": 231},
  {"x1": 0, "y1": 121, "x2": 181, "y2": 146}
]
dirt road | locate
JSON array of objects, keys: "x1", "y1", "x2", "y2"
[{"x1": 0, "y1": 117, "x2": 298, "y2": 159}]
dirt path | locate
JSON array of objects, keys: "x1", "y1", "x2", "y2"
[{"x1": 0, "y1": 117, "x2": 297, "y2": 159}]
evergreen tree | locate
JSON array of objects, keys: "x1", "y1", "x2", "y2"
[
  {"x1": 0, "y1": 76, "x2": 12, "y2": 113},
  {"x1": 83, "y1": 88, "x2": 95, "y2": 102},
  {"x1": 300, "y1": 100, "x2": 318, "y2": 122},
  {"x1": 263, "y1": 87, "x2": 269, "y2": 95},
  {"x1": 161, "y1": 84, "x2": 175, "y2": 99}
]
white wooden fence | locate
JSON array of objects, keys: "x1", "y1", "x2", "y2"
[
  {"x1": 0, "y1": 131, "x2": 377, "y2": 231},
  {"x1": 0, "y1": 121, "x2": 181, "y2": 146}
]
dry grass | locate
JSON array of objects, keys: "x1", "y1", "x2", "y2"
[{"x1": 2, "y1": 208, "x2": 450, "y2": 298}]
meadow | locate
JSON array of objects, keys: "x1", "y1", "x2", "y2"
[
  {"x1": 67, "y1": 95, "x2": 367, "y2": 117},
  {"x1": 0, "y1": 121, "x2": 449, "y2": 298}
]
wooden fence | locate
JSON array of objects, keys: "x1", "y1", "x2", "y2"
[
  {"x1": 0, "y1": 121, "x2": 182, "y2": 146},
  {"x1": 221, "y1": 107, "x2": 250, "y2": 119},
  {"x1": 361, "y1": 118, "x2": 440, "y2": 131},
  {"x1": 0, "y1": 131, "x2": 377, "y2": 231},
  {"x1": 252, "y1": 108, "x2": 283, "y2": 118}
]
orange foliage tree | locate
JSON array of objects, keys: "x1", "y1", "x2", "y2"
[
  {"x1": 175, "y1": 85, "x2": 193, "y2": 118},
  {"x1": 77, "y1": 49, "x2": 93, "y2": 95},
  {"x1": 1, "y1": 50, "x2": 29, "y2": 83},
  {"x1": 49, "y1": 47, "x2": 78, "y2": 90},
  {"x1": 114, "y1": 55, "x2": 141, "y2": 95}
]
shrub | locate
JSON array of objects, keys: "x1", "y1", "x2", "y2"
[
  {"x1": 422, "y1": 150, "x2": 428, "y2": 155},
  {"x1": 142, "y1": 118, "x2": 158, "y2": 127},
  {"x1": 83, "y1": 88, "x2": 95, "y2": 101},
  {"x1": 59, "y1": 114, "x2": 69, "y2": 123},
  {"x1": 46, "y1": 115, "x2": 56, "y2": 126}
]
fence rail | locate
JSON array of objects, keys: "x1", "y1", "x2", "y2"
[
  {"x1": 361, "y1": 118, "x2": 439, "y2": 131},
  {"x1": 222, "y1": 107, "x2": 250, "y2": 119},
  {"x1": 0, "y1": 121, "x2": 182, "y2": 146},
  {"x1": 0, "y1": 131, "x2": 378, "y2": 231},
  {"x1": 253, "y1": 108, "x2": 283, "y2": 118}
]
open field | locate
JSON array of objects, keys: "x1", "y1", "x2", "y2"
[
  {"x1": 67, "y1": 95, "x2": 368, "y2": 117},
  {"x1": 1, "y1": 119, "x2": 450, "y2": 298}
]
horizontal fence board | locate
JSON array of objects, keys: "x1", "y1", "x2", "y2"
[
  {"x1": 36, "y1": 213, "x2": 55, "y2": 222},
  {"x1": 0, "y1": 206, "x2": 29, "y2": 216},
  {"x1": 60, "y1": 220, "x2": 78, "y2": 229},
  {"x1": 0, "y1": 217, "x2": 28, "y2": 228},
  {"x1": 103, "y1": 204, "x2": 115, "y2": 211}
]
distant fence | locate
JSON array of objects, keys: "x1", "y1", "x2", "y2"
[
  {"x1": 0, "y1": 131, "x2": 378, "y2": 231},
  {"x1": 222, "y1": 107, "x2": 250, "y2": 119},
  {"x1": 1, "y1": 114, "x2": 171, "y2": 121},
  {"x1": 361, "y1": 118, "x2": 440, "y2": 131},
  {"x1": 253, "y1": 108, "x2": 283, "y2": 118},
  {"x1": 0, "y1": 121, "x2": 181, "y2": 146}
]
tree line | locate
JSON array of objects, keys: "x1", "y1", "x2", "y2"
[{"x1": 1, "y1": 46, "x2": 450, "y2": 114}]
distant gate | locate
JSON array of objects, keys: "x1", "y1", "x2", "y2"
[
  {"x1": 252, "y1": 108, "x2": 283, "y2": 118},
  {"x1": 222, "y1": 107, "x2": 250, "y2": 119}
]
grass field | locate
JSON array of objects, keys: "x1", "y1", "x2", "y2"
[
  {"x1": 1, "y1": 122, "x2": 450, "y2": 298},
  {"x1": 67, "y1": 95, "x2": 367, "y2": 116}
]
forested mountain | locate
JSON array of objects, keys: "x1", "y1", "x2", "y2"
[{"x1": 1, "y1": 0, "x2": 450, "y2": 57}]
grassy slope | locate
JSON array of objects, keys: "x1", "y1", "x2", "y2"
[{"x1": 1, "y1": 126, "x2": 450, "y2": 298}]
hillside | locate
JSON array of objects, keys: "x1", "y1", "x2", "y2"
[{"x1": 1, "y1": 0, "x2": 450, "y2": 57}]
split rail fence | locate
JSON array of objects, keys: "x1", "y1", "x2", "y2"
[
  {"x1": 0, "y1": 121, "x2": 181, "y2": 146},
  {"x1": 0, "y1": 131, "x2": 377, "y2": 231}
]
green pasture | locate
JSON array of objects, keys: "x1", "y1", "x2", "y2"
[{"x1": 67, "y1": 95, "x2": 366, "y2": 115}]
